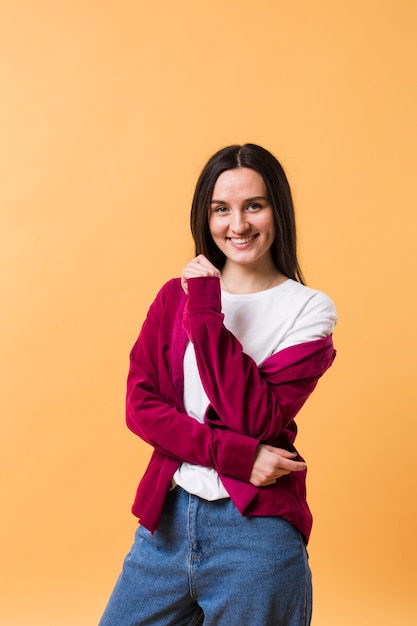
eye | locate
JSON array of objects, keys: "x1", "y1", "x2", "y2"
[
  {"x1": 246, "y1": 202, "x2": 262, "y2": 211},
  {"x1": 214, "y1": 205, "x2": 229, "y2": 214}
]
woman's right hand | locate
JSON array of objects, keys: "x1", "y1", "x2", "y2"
[
  {"x1": 249, "y1": 445, "x2": 307, "y2": 487},
  {"x1": 181, "y1": 254, "x2": 220, "y2": 295}
]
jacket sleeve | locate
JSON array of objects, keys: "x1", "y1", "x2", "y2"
[
  {"x1": 183, "y1": 276, "x2": 335, "y2": 442},
  {"x1": 126, "y1": 283, "x2": 258, "y2": 483}
]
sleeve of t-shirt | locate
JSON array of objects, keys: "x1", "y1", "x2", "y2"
[{"x1": 273, "y1": 290, "x2": 338, "y2": 354}]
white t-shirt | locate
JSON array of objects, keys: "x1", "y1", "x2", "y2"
[{"x1": 173, "y1": 279, "x2": 337, "y2": 499}]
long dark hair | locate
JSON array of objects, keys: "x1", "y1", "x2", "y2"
[{"x1": 190, "y1": 143, "x2": 305, "y2": 284}]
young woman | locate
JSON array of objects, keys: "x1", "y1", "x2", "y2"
[{"x1": 99, "y1": 144, "x2": 337, "y2": 626}]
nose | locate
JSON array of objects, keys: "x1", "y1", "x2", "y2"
[{"x1": 230, "y1": 210, "x2": 248, "y2": 234}]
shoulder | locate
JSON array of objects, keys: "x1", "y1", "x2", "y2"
[
  {"x1": 158, "y1": 277, "x2": 182, "y2": 298},
  {"x1": 270, "y1": 280, "x2": 338, "y2": 349},
  {"x1": 282, "y1": 279, "x2": 337, "y2": 322},
  {"x1": 150, "y1": 277, "x2": 183, "y2": 306},
  {"x1": 143, "y1": 278, "x2": 184, "y2": 321},
  {"x1": 136, "y1": 278, "x2": 184, "y2": 342}
]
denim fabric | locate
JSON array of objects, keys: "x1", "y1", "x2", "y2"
[{"x1": 99, "y1": 487, "x2": 312, "y2": 626}]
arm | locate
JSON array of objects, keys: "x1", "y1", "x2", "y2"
[
  {"x1": 125, "y1": 283, "x2": 258, "y2": 483},
  {"x1": 183, "y1": 276, "x2": 335, "y2": 442}
]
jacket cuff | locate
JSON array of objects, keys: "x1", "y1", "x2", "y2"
[
  {"x1": 217, "y1": 430, "x2": 259, "y2": 483},
  {"x1": 186, "y1": 276, "x2": 221, "y2": 312}
]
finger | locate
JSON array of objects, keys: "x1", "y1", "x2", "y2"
[
  {"x1": 271, "y1": 457, "x2": 307, "y2": 473},
  {"x1": 183, "y1": 265, "x2": 219, "y2": 280},
  {"x1": 273, "y1": 463, "x2": 305, "y2": 480},
  {"x1": 282, "y1": 461, "x2": 307, "y2": 472},
  {"x1": 190, "y1": 255, "x2": 221, "y2": 276},
  {"x1": 276, "y1": 449, "x2": 298, "y2": 459},
  {"x1": 274, "y1": 470, "x2": 291, "y2": 478},
  {"x1": 182, "y1": 263, "x2": 207, "y2": 279},
  {"x1": 184, "y1": 258, "x2": 215, "y2": 274},
  {"x1": 182, "y1": 266, "x2": 202, "y2": 278},
  {"x1": 194, "y1": 254, "x2": 218, "y2": 269},
  {"x1": 262, "y1": 446, "x2": 298, "y2": 459}
]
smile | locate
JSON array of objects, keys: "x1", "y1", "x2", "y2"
[{"x1": 228, "y1": 234, "x2": 259, "y2": 244}]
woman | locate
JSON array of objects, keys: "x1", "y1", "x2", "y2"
[{"x1": 99, "y1": 144, "x2": 337, "y2": 626}]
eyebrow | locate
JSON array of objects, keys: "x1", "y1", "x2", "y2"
[{"x1": 210, "y1": 195, "x2": 268, "y2": 205}]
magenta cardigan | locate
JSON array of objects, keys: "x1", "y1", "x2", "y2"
[{"x1": 126, "y1": 276, "x2": 336, "y2": 542}]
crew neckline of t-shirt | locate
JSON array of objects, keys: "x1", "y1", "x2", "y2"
[{"x1": 220, "y1": 278, "x2": 296, "y2": 300}]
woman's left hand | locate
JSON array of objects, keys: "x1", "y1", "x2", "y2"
[
  {"x1": 249, "y1": 445, "x2": 307, "y2": 487},
  {"x1": 181, "y1": 254, "x2": 220, "y2": 294}
]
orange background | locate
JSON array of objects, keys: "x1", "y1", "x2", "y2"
[{"x1": 1, "y1": 1, "x2": 416, "y2": 624}]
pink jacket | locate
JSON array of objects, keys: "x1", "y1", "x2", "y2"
[{"x1": 126, "y1": 276, "x2": 336, "y2": 542}]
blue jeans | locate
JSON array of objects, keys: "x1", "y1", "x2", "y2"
[{"x1": 99, "y1": 487, "x2": 312, "y2": 625}]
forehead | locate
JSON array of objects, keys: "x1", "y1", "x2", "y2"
[{"x1": 212, "y1": 168, "x2": 267, "y2": 199}]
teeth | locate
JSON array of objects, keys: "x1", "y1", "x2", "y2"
[{"x1": 230, "y1": 236, "x2": 254, "y2": 244}]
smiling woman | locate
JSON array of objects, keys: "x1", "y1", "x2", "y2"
[
  {"x1": 209, "y1": 167, "x2": 279, "y2": 293},
  {"x1": 190, "y1": 144, "x2": 305, "y2": 287},
  {"x1": 99, "y1": 144, "x2": 337, "y2": 626}
]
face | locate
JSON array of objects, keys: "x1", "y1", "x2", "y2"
[{"x1": 209, "y1": 168, "x2": 275, "y2": 269}]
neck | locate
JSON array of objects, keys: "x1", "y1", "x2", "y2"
[{"x1": 220, "y1": 261, "x2": 285, "y2": 294}]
